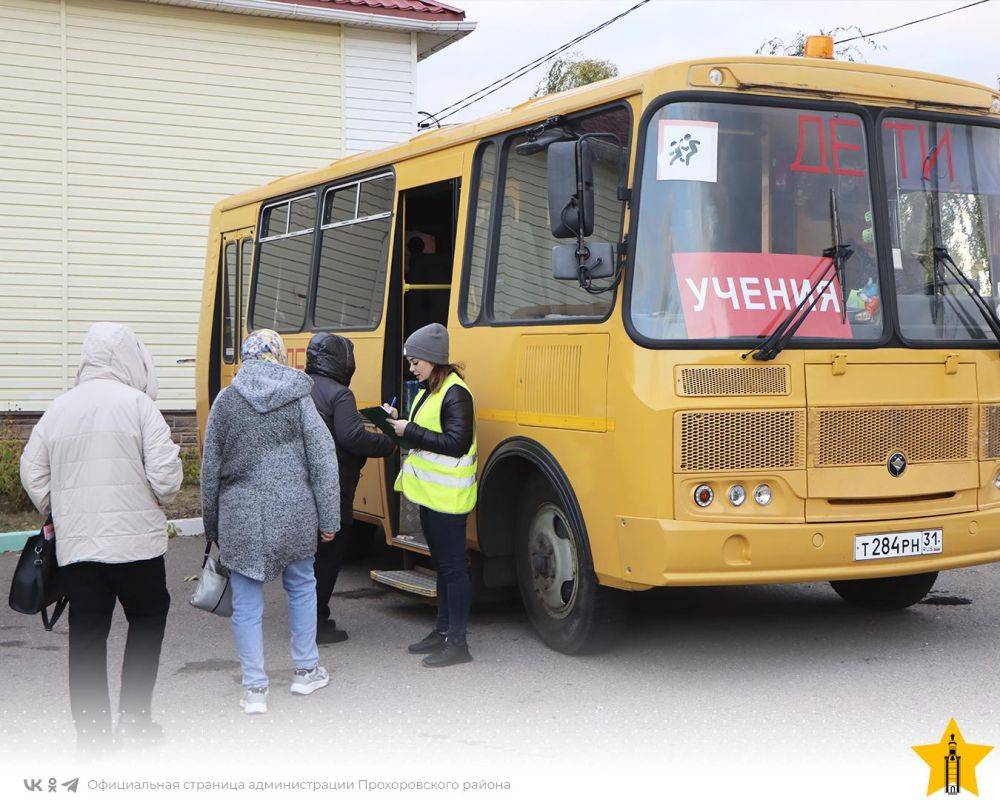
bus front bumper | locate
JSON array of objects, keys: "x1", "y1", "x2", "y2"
[{"x1": 613, "y1": 508, "x2": 1000, "y2": 588}]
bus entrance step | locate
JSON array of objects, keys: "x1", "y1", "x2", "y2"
[
  {"x1": 370, "y1": 568, "x2": 437, "y2": 598},
  {"x1": 391, "y1": 533, "x2": 429, "y2": 553}
]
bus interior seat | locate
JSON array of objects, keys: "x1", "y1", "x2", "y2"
[{"x1": 406, "y1": 233, "x2": 451, "y2": 285}]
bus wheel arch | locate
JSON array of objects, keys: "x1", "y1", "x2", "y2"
[
  {"x1": 477, "y1": 438, "x2": 627, "y2": 654},
  {"x1": 477, "y1": 438, "x2": 589, "y2": 566}
]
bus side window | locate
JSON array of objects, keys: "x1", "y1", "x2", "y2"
[
  {"x1": 313, "y1": 173, "x2": 394, "y2": 330},
  {"x1": 222, "y1": 242, "x2": 238, "y2": 363},
  {"x1": 490, "y1": 105, "x2": 629, "y2": 323},
  {"x1": 461, "y1": 141, "x2": 496, "y2": 325},
  {"x1": 251, "y1": 194, "x2": 316, "y2": 333}
]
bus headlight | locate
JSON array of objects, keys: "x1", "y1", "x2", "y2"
[
  {"x1": 727, "y1": 485, "x2": 746, "y2": 507},
  {"x1": 694, "y1": 484, "x2": 714, "y2": 507},
  {"x1": 993, "y1": 471, "x2": 1000, "y2": 490},
  {"x1": 753, "y1": 484, "x2": 773, "y2": 506}
]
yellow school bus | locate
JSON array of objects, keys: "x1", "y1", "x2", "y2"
[{"x1": 197, "y1": 37, "x2": 1000, "y2": 653}]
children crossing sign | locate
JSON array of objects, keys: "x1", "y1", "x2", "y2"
[{"x1": 656, "y1": 119, "x2": 718, "y2": 182}]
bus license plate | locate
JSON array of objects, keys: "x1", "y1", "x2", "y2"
[{"x1": 854, "y1": 529, "x2": 943, "y2": 561}]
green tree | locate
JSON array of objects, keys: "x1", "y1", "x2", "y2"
[
  {"x1": 756, "y1": 25, "x2": 884, "y2": 62},
  {"x1": 533, "y1": 52, "x2": 619, "y2": 97}
]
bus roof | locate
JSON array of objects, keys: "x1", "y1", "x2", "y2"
[{"x1": 217, "y1": 53, "x2": 1000, "y2": 212}]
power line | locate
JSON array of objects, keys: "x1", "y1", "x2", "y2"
[
  {"x1": 428, "y1": 0, "x2": 649, "y2": 122},
  {"x1": 835, "y1": 0, "x2": 991, "y2": 43},
  {"x1": 419, "y1": 0, "x2": 650, "y2": 128},
  {"x1": 422, "y1": 0, "x2": 989, "y2": 129}
]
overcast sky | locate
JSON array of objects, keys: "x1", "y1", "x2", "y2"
[{"x1": 416, "y1": 0, "x2": 999, "y2": 126}]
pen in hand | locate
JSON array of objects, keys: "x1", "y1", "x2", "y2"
[{"x1": 381, "y1": 396, "x2": 399, "y2": 420}]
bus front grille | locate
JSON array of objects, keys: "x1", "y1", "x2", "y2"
[
  {"x1": 677, "y1": 409, "x2": 806, "y2": 472},
  {"x1": 676, "y1": 365, "x2": 790, "y2": 397},
  {"x1": 809, "y1": 405, "x2": 976, "y2": 468},
  {"x1": 981, "y1": 404, "x2": 1000, "y2": 460}
]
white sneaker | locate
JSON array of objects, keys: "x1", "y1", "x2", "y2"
[
  {"x1": 240, "y1": 686, "x2": 268, "y2": 714},
  {"x1": 290, "y1": 665, "x2": 330, "y2": 696}
]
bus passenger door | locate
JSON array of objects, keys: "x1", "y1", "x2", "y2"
[{"x1": 379, "y1": 176, "x2": 461, "y2": 552}]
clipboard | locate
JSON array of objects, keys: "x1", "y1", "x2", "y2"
[{"x1": 359, "y1": 406, "x2": 404, "y2": 444}]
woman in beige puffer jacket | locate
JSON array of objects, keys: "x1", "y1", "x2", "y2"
[{"x1": 20, "y1": 321, "x2": 182, "y2": 750}]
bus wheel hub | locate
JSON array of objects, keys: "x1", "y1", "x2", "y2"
[{"x1": 527, "y1": 502, "x2": 579, "y2": 618}]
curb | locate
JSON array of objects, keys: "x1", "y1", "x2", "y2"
[
  {"x1": 0, "y1": 530, "x2": 32, "y2": 554},
  {"x1": 170, "y1": 517, "x2": 205, "y2": 537},
  {"x1": 0, "y1": 517, "x2": 205, "y2": 554}
]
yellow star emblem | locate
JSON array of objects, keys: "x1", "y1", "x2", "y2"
[{"x1": 913, "y1": 719, "x2": 993, "y2": 796}]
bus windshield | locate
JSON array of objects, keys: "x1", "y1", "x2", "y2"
[
  {"x1": 882, "y1": 117, "x2": 1000, "y2": 342},
  {"x1": 630, "y1": 101, "x2": 882, "y2": 343}
]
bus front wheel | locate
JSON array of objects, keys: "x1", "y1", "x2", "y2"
[
  {"x1": 514, "y1": 476, "x2": 627, "y2": 654},
  {"x1": 830, "y1": 571, "x2": 938, "y2": 611}
]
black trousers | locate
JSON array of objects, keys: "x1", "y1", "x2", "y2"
[
  {"x1": 315, "y1": 522, "x2": 352, "y2": 623},
  {"x1": 419, "y1": 506, "x2": 470, "y2": 643},
  {"x1": 62, "y1": 556, "x2": 170, "y2": 739}
]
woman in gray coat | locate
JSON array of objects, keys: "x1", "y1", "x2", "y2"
[{"x1": 201, "y1": 329, "x2": 340, "y2": 714}]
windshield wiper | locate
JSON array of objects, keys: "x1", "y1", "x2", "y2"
[
  {"x1": 930, "y1": 245, "x2": 1000, "y2": 342},
  {"x1": 744, "y1": 189, "x2": 853, "y2": 362}
]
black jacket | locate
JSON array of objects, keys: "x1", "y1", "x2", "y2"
[
  {"x1": 307, "y1": 333, "x2": 395, "y2": 527},
  {"x1": 403, "y1": 379, "x2": 474, "y2": 458}
]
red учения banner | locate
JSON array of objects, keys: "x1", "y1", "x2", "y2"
[{"x1": 672, "y1": 252, "x2": 853, "y2": 339}]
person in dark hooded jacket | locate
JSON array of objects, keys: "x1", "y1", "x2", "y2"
[{"x1": 306, "y1": 332, "x2": 395, "y2": 643}]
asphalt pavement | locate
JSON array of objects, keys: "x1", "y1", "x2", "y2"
[{"x1": 1, "y1": 534, "x2": 997, "y2": 797}]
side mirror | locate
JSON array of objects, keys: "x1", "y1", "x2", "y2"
[
  {"x1": 547, "y1": 140, "x2": 594, "y2": 239},
  {"x1": 552, "y1": 242, "x2": 615, "y2": 281}
]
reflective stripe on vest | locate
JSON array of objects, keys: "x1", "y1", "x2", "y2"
[
  {"x1": 393, "y1": 372, "x2": 478, "y2": 514},
  {"x1": 410, "y1": 449, "x2": 477, "y2": 468},
  {"x1": 400, "y1": 461, "x2": 476, "y2": 489}
]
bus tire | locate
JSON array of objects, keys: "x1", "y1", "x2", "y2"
[
  {"x1": 829, "y1": 571, "x2": 938, "y2": 611},
  {"x1": 514, "y1": 476, "x2": 627, "y2": 654}
]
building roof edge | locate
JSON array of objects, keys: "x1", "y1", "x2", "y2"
[{"x1": 136, "y1": 0, "x2": 475, "y2": 57}]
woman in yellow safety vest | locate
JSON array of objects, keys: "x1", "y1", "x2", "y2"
[{"x1": 385, "y1": 323, "x2": 477, "y2": 668}]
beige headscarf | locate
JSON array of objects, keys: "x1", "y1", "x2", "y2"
[{"x1": 240, "y1": 329, "x2": 288, "y2": 366}]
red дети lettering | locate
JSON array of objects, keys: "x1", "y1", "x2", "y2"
[
  {"x1": 917, "y1": 125, "x2": 955, "y2": 183},
  {"x1": 790, "y1": 115, "x2": 866, "y2": 177},
  {"x1": 884, "y1": 120, "x2": 956, "y2": 184},
  {"x1": 830, "y1": 118, "x2": 865, "y2": 177},
  {"x1": 884, "y1": 120, "x2": 917, "y2": 179},
  {"x1": 789, "y1": 115, "x2": 828, "y2": 174}
]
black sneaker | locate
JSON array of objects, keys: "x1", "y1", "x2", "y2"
[
  {"x1": 422, "y1": 640, "x2": 473, "y2": 668},
  {"x1": 317, "y1": 624, "x2": 349, "y2": 645},
  {"x1": 407, "y1": 630, "x2": 447, "y2": 654}
]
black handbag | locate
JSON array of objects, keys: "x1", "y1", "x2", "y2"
[{"x1": 8, "y1": 518, "x2": 68, "y2": 631}]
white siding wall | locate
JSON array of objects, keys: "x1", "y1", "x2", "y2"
[
  {"x1": 0, "y1": 0, "x2": 65, "y2": 410},
  {"x1": 344, "y1": 27, "x2": 415, "y2": 155},
  {"x1": 1, "y1": 0, "x2": 418, "y2": 412}
]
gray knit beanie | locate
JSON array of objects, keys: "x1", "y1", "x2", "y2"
[{"x1": 404, "y1": 323, "x2": 449, "y2": 365}]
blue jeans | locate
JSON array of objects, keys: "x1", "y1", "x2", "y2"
[
  {"x1": 230, "y1": 557, "x2": 319, "y2": 688},
  {"x1": 419, "y1": 506, "x2": 471, "y2": 643}
]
